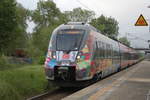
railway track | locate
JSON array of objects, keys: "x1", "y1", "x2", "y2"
[{"x1": 27, "y1": 87, "x2": 82, "y2": 100}]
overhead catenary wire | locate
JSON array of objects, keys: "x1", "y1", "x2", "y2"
[
  {"x1": 75, "y1": 0, "x2": 102, "y2": 16},
  {"x1": 75, "y1": 0, "x2": 93, "y2": 11}
]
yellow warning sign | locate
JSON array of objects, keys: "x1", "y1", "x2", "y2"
[{"x1": 135, "y1": 14, "x2": 148, "y2": 26}]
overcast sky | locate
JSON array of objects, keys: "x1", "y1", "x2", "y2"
[{"x1": 17, "y1": 0, "x2": 150, "y2": 48}]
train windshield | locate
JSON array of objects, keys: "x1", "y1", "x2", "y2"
[{"x1": 56, "y1": 29, "x2": 84, "y2": 51}]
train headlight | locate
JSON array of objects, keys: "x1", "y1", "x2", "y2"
[
  {"x1": 77, "y1": 55, "x2": 81, "y2": 59},
  {"x1": 52, "y1": 55, "x2": 56, "y2": 59},
  {"x1": 77, "y1": 55, "x2": 83, "y2": 62}
]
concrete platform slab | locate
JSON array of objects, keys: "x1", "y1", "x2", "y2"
[{"x1": 63, "y1": 61, "x2": 150, "y2": 100}]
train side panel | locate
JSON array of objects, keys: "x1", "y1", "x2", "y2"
[{"x1": 91, "y1": 31, "x2": 121, "y2": 78}]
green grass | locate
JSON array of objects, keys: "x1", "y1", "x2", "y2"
[{"x1": 0, "y1": 65, "x2": 55, "y2": 100}]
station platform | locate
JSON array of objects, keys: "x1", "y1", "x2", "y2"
[{"x1": 63, "y1": 60, "x2": 150, "y2": 100}]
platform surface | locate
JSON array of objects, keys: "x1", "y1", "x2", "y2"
[{"x1": 63, "y1": 60, "x2": 150, "y2": 100}]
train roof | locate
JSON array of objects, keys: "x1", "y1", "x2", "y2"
[
  {"x1": 56, "y1": 22, "x2": 99, "y2": 32},
  {"x1": 55, "y1": 22, "x2": 135, "y2": 51}
]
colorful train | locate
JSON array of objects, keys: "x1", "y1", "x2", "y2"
[{"x1": 44, "y1": 22, "x2": 143, "y2": 87}]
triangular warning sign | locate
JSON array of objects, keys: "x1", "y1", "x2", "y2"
[{"x1": 135, "y1": 14, "x2": 148, "y2": 26}]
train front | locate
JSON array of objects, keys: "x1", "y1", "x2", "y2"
[{"x1": 44, "y1": 24, "x2": 94, "y2": 87}]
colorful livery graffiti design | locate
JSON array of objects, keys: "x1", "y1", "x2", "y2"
[{"x1": 44, "y1": 22, "x2": 143, "y2": 87}]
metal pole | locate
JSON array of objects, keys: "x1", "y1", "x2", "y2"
[
  {"x1": 147, "y1": 90, "x2": 150, "y2": 100},
  {"x1": 147, "y1": 6, "x2": 150, "y2": 50}
]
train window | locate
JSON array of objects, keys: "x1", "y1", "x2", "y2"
[
  {"x1": 128, "y1": 53, "x2": 129, "y2": 60},
  {"x1": 98, "y1": 41, "x2": 102, "y2": 58},
  {"x1": 102, "y1": 43, "x2": 106, "y2": 58},
  {"x1": 114, "y1": 50, "x2": 116, "y2": 58},
  {"x1": 105, "y1": 44, "x2": 107, "y2": 58},
  {"x1": 114, "y1": 49, "x2": 118, "y2": 59},
  {"x1": 56, "y1": 30, "x2": 84, "y2": 51},
  {"x1": 107, "y1": 44, "x2": 110, "y2": 58},
  {"x1": 106, "y1": 44, "x2": 111, "y2": 58},
  {"x1": 98, "y1": 41, "x2": 100, "y2": 58},
  {"x1": 97, "y1": 41, "x2": 99, "y2": 58},
  {"x1": 101, "y1": 42, "x2": 103, "y2": 58},
  {"x1": 104, "y1": 44, "x2": 106, "y2": 58},
  {"x1": 108, "y1": 44, "x2": 111, "y2": 58},
  {"x1": 95, "y1": 41, "x2": 99, "y2": 59},
  {"x1": 106, "y1": 44, "x2": 109, "y2": 58},
  {"x1": 101, "y1": 42, "x2": 105, "y2": 58},
  {"x1": 124, "y1": 53, "x2": 128, "y2": 60},
  {"x1": 110, "y1": 45, "x2": 113, "y2": 57},
  {"x1": 104, "y1": 43, "x2": 106, "y2": 58},
  {"x1": 110, "y1": 45, "x2": 113, "y2": 58},
  {"x1": 96, "y1": 41, "x2": 98, "y2": 49}
]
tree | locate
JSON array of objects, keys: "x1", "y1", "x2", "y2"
[
  {"x1": 119, "y1": 37, "x2": 130, "y2": 46},
  {"x1": 64, "y1": 7, "x2": 95, "y2": 22},
  {"x1": 30, "y1": 0, "x2": 66, "y2": 58},
  {"x1": 90, "y1": 15, "x2": 119, "y2": 38},
  {"x1": 0, "y1": 0, "x2": 28, "y2": 55},
  {"x1": 0, "y1": 1, "x2": 29, "y2": 67},
  {"x1": 0, "y1": 0, "x2": 18, "y2": 55},
  {"x1": 31, "y1": 0, "x2": 66, "y2": 28},
  {"x1": 12, "y1": 3, "x2": 28, "y2": 50}
]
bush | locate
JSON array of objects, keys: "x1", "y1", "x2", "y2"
[
  {"x1": 0, "y1": 55, "x2": 11, "y2": 70},
  {"x1": 0, "y1": 55, "x2": 21, "y2": 70},
  {"x1": 0, "y1": 65, "x2": 55, "y2": 100},
  {"x1": 37, "y1": 55, "x2": 46, "y2": 65},
  {"x1": 0, "y1": 80, "x2": 22, "y2": 100},
  {"x1": 0, "y1": 55, "x2": 8, "y2": 64}
]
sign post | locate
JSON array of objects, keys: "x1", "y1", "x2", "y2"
[
  {"x1": 148, "y1": 40, "x2": 150, "y2": 49},
  {"x1": 135, "y1": 14, "x2": 148, "y2": 26},
  {"x1": 135, "y1": 14, "x2": 150, "y2": 50}
]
